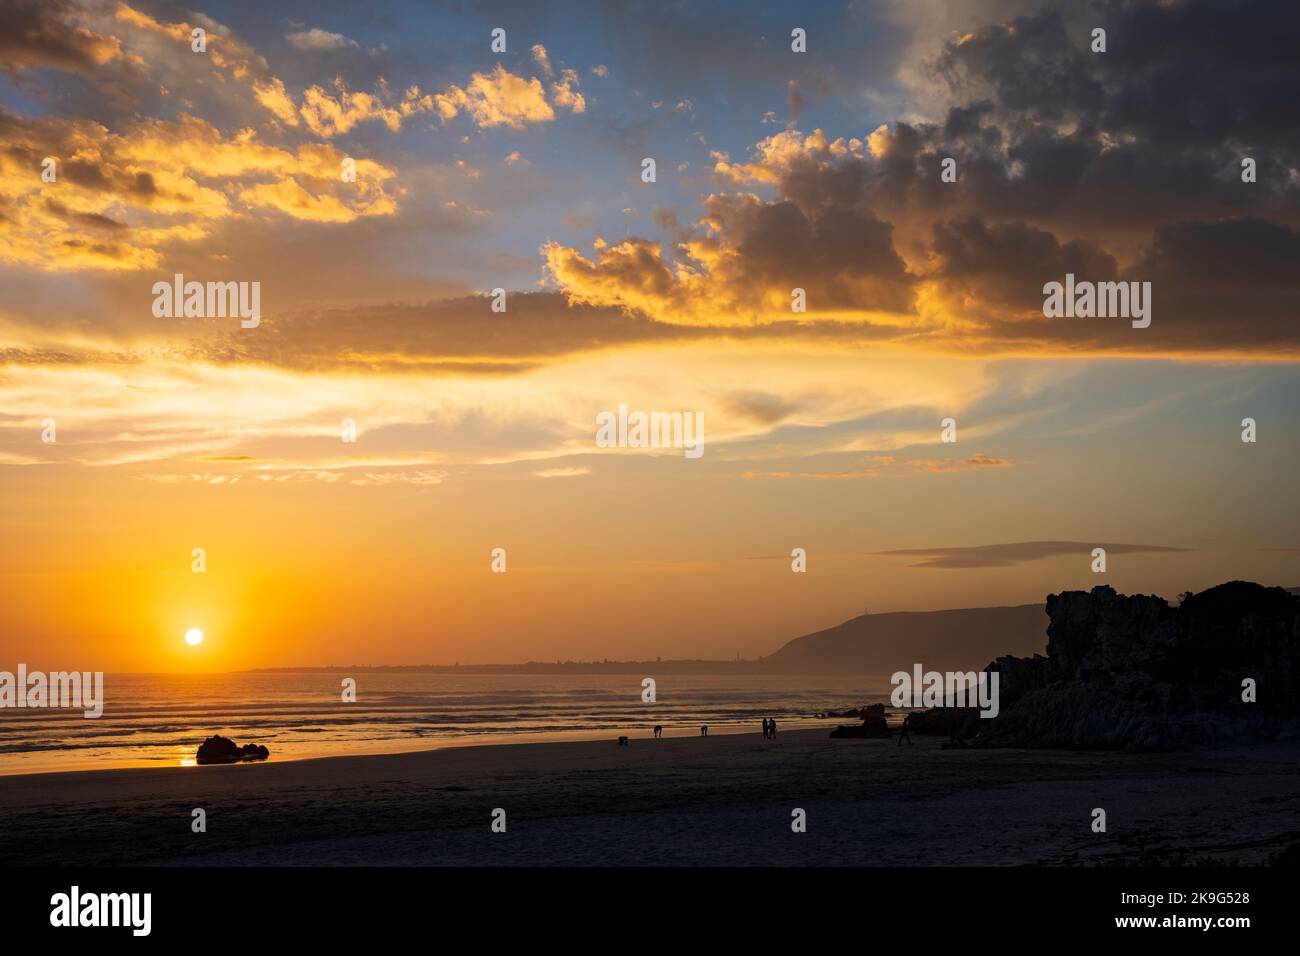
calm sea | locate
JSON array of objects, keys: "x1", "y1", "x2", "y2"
[{"x1": 0, "y1": 672, "x2": 894, "y2": 776}]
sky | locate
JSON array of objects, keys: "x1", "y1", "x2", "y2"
[{"x1": 2, "y1": 0, "x2": 1298, "y2": 672}]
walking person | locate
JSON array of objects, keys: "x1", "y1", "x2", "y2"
[{"x1": 897, "y1": 712, "x2": 913, "y2": 746}]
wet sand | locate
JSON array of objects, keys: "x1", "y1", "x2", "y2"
[{"x1": 2, "y1": 729, "x2": 1297, "y2": 866}]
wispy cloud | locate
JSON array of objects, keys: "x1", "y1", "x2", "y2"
[{"x1": 877, "y1": 541, "x2": 1192, "y2": 569}]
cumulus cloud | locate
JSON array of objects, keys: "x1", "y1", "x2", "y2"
[
  {"x1": 549, "y1": 68, "x2": 586, "y2": 115},
  {"x1": 286, "y1": 28, "x2": 359, "y2": 52},
  {"x1": 543, "y1": 129, "x2": 914, "y2": 326},
  {"x1": 435, "y1": 65, "x2": 555, "y2": 128},
  {"x1": 0, "y1": 0, "x2": 137, "y2": 74},
  {"x1": 111, "y1": 1, "x2": 265, "y2": 82},
  {"x1": 297, "y1": 79, "x2": 435, "y2": 137},
  {"x1": 537, "y1": 0, "x2": 1300, "y2": 358},
  {"x1": 0, "y1": 109, "x2": 398, "y2": 270}
]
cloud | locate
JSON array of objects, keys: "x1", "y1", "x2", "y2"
[
  {"x1": 7, "y1": 0, "x2": 1300, "y2": 362},
  {"x1": 533, "y1": 467, "x2": 591, "y2": 478},
  {"x1": 185, "y1": 292, "x2": 695, "y2": 374},
  {"x1": 298, "y1": 79, "x2": 435, "y2": 137},
  {"x1": 926, "y1": 215, "x2": 1117, "y2": 317},
  {"x1": 286, "y1": 28, "x2": 359, "y2": 53},
  {"x1": 513, "y1": 0, "x2": 1294, "y2": 356},
  {"x1": 877, "y1": 540, "x2": 1191, "y2": 569},
  {"x1": 724, "y1": 392, "x2": 798, "y2": 426},
  {"x1": 0, "y1": 0, "x2": 136, "y2": 74},
  {"x1": 111, "y1": 2, "x2": 265, "y2": 82},
  {"x1": 434, "y1": 64, "x2": 555, "y2": 128},
  {"x1": 743, "y1": 454, "x2": 1015, "y2": 480},
  {"x1": 914, "y1": 454, "x2": 1015, "y2": 472},
  {"x1": 550, "y1": 68, "x2": 586, "y2": 115},
  {"x1": 531, "y1": 43, "x2": 553, "y2": 77},
  {"x1": 0, "y1": 109, "x2": 399, "y2": 271},
  {"x1": 252, "y1": 76, "x2": 301, "y2": 126},
  {"x1": 542, "y1": 168, "x2": 916, "y2": 326}
]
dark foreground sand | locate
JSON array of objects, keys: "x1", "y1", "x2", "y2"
[{"x1": 2, "y1": 729, "x2": 1297, "y2": 866}]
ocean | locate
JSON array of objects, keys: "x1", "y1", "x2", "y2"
[{"x1": 0, "y1": 671, "x2": 894, "y2": 776}]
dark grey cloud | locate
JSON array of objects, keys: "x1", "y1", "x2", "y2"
[
  {"x1": 909, "y1": 0, "x2": 1300, "y2": 232},
  {"x1": 0, "y1": 0, "x2": 125, "y2": 75},
  {"x1": 879, "y1": 540, "x2": 1191, "y2": 569},
  {"x1": 723, "y1": 391, "x2": 798, "y2": 426},
  {"x1": 703, "y1": 192, "x2": 915, "y2": 314},
  {"x1": 929, "y1": 215, "x2": 1116, "y2": 312}
]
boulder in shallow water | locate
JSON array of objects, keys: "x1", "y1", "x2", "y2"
[{"x1": 196, "y1": 734, "x2": 270, "y2": 765}]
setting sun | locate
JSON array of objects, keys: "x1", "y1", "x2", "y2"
[{"x1": 185, "y1": 629, "x2": 204, "y2": 647}]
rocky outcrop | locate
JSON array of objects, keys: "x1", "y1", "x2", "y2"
[
  {"x1": 829, "y1": 703, "x2": 891, "y2": 738},
  {"x1": 964, "y1": 581, "x2": 1300, "y2": 750},
  {"x1": 196, "y1": 735, "x2": 270, "y2": 765},
  {"x1": 905, "y1": 706, "x2": 983, "y2": 739}
]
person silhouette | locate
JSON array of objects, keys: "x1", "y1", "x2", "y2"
[
  {"x1": 761, "y1": 717, "x2": 770, "y2": 739},
  {"x1": 769, "y1": 717, "x2": 777, "y2": 738},
  {"x1": 897, "y1": 713, "x2": 913, "y2": 746},
  {"x1": 700, "y1": 725, "x2": 708, "y2": 737}
]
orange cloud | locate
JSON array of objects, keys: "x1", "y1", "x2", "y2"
[
  {"x1": 0, "y1": 110, "x2": 399, "y2": 271},
  {"x1": 434, "y1": 65, "x2": 556, "y2": 128},
  {"x1": 112, "y1": 1, "x2": 264, "y2": 80},
  {"x1": 298, "y1": 79, "x2": 435, "y2": 137},
  {"x1": 549, "y1": 69, "x2": 586, "y2": 115},
  {"x1": 252, "y1": 76, "x2": 301, "y2": 127},
  {"x1": 713, "y1": 128, "x2": 864, "y2": 185},
  {"x1": 0, "y1": 0, "x2": 140, "y2": 74}
]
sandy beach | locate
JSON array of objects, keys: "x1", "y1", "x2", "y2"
[{"x1": 3, "y1": 729, "x2": 1297, "y2": 866}]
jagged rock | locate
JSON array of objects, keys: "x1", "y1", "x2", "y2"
[
  {"x1": 196, "y1": 734, "x2": 270, "y2": 765},
  {"x1": 906, "y1": 706, "x2": 983, "y2": 738},
  {"x1": 987, "y1": 653, "x2": 1054, "y2": 709},
  {"x1": 829, "y1": 703, "x2": 891, "y2": 738},
  {"x1": 967, "y1": 581, "x2": 1300, "y2": 751}
]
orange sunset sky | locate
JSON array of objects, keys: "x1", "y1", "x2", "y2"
[{"x1": 2, "y1": 0, "x2": 1299, "y2": 672}]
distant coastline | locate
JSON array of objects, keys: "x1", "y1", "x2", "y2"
[
  {"x1": 242, "y1": 661, "x2": 772, "y2": 675},
  {"x1": 241, "y1": 587, "x2": 1300, "y2": 675},
  {"x1": 243, "y1": 600, "x2": 1056, "y2": 675}
]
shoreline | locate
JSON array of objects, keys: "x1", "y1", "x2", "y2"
[
  {"x1": 3, "y1": 728, "x2": 1298, "y2": 866},
  {"x1": 0, "y1": 719, "x2": 834, "y2": 779}
]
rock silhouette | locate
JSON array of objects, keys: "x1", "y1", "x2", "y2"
[
  {"x1": 952, "y1": 581, "x2": 1300, "y2": 750},
  {"x1": 829, "y1": 702, "x2": 891, "y2": 738},
  {"x1": 905, "y1": 706, "x2": 983, "y2": 739},
  {"x1": 196, "y1": 734, "x2": 270, "y2": 765}
]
